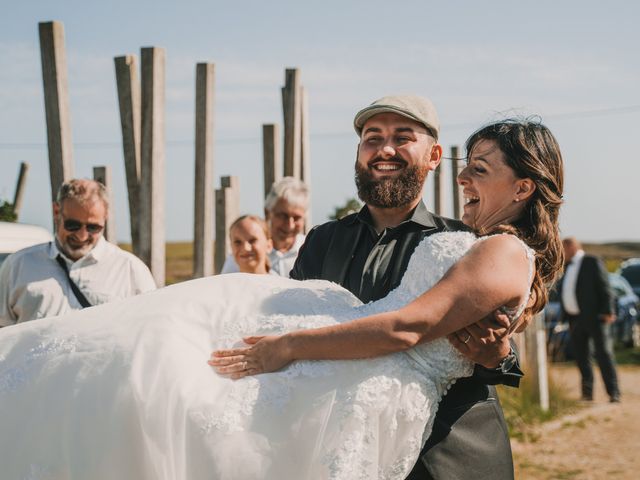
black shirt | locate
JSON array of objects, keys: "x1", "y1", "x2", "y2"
[{"x1": 345, "y1": 202, "x2": 440, "y2": 303}]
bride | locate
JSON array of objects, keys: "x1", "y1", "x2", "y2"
[{"x1": 0, "y1": 119, "x2": 563, "y2": 480}]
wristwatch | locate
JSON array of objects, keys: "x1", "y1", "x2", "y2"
[{"x1": 493, "y1": 348, "x2": 517, "y2": 373}]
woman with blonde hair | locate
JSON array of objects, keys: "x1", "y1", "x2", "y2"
[{"x1": 228, "y1": 215, "x2": 273, "y2": 275}]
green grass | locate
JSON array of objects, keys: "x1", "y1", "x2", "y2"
[
  {"x1": 498, "y1": 374, "x2": 579, "y2": 442},
  {"x1": 503, "y1": 345, "x2": 640, "y2": 441},
  {"x1": 615, "y1": 346, "x2": 640, "y2": 365}
]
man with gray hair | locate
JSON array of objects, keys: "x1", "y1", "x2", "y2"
[
  {"x1": 221, "y1": 176, "x2": 309, "y2": 276},
  {"x1": 0, "y1": 179, "x2": 156, "y2": 326}
]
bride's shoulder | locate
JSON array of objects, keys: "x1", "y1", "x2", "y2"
[{"x1": 471, "y1": 233, "x2": 534, "y2": 265}]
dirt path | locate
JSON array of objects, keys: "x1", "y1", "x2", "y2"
[{"x1": 512, "y1": 364, "x2": 640, "y2": 479}]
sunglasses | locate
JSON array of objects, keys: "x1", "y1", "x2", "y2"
[{"x1": 62, "y1": 219, "x2": 104, "y2": 234}]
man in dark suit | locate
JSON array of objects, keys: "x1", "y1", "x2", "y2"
[
  {"x1": 560, "y1": 237, "x2": 620, "y2": 402},
  {"x1": 291, "y1": 95, "x2": 522, "y2": 479}
]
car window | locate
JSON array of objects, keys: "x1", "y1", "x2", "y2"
[{"x1": 620, "y1": 265, "x2": 640, "y2": 285}]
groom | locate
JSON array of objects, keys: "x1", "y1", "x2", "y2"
[{"x1": 291, "y1": 95, "x2": 521, "y2": 479}]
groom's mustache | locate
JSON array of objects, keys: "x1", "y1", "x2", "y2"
[{"x1": 368, "y1": 155, "x2": 408, "y2": 168}]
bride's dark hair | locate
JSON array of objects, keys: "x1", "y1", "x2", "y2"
[{"x1": 465, "y1": 118, "x2": 564, "y2": 318}]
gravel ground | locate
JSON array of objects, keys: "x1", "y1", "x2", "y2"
[{"x1": 512, "y1": 364, "x2": 640, "y2": 479}]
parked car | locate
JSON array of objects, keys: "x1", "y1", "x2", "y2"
[
  {"x1": 609, "y1": 273, "x2": 640, "y2": 348},
  {"x1": 0, "y1": 221, "x2": 52, "y2": 267},
  {"x1": 545, "y1": 273, "x2": 640, "y2": 361},
  {"x1": 617, "y1": 258, "x2": 640, "y2": 298}
]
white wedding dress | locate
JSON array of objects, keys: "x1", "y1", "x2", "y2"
[{"x1": 0, "y1": 231, "x2": 530, "y2": 480}]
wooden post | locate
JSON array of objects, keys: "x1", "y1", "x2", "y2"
[
  {"x1": 214, "y1": 176, "x2": 239, "y2": 274},
  {"x1": 12, "y1": 162, "x2": 29, "y2": 219},
  {"x1": 38, "y1": 21, "x2": 74, "y2": 201},
  {"x1": 114, "y1": 54, "x2": 142, "y2": 256},
  {"x1": 262, "y1": 124, "x2": 281, "y2": 199},
  {"x1": 139, "y1": 47, "x2": 166, "y2": 286},
  {"x1": 193, "y1": 63, "x2": 215, "y2": 279},
  {"x1": 450, "y1": 146, "x2": 464, "y2": 220},
  {"x1": 300, "y1": 86, "x2": 312, "y2": 231},
  {"x1": 93, "y1": 166, "x2": 117, "y2": 244},
  {"x1": 281, "y1": 68, "x2": 301, "y2": 178},
  {"x1": 523, "y1": 313, "x2": 550, "y2": 411},
  {"x1": 433, "y1": 165, "x2": 444, "y2": 216}
]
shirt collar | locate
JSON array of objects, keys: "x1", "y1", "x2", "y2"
[
  {"x1": 355, "y1": 200, "x2": 437, "y2": 230},
  {"x1": 47, "y1": 236, "x2": 106, "y2": 264}
]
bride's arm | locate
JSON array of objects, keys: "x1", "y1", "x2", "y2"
[{"x1": 210, "y1": 235, "x2": 532, "y2": 377}]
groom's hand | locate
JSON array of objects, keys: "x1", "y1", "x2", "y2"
[{"x1": 448, "y1": 311, "x2": 511, "y2": 369}]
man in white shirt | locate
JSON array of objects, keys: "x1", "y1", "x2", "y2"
[
  {"x1": 0, "y1": 179, "x2": 156, "y2": 326},
  {"x1": 560, "y1": 237, "x2": 620, "y2": 402},
  {"x1": 221, "y1": 177, "x2": 309, "y2": 277}
]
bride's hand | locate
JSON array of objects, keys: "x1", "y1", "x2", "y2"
[{"x1": 208, "y1": 335, "x2": 293, "y2": 379}]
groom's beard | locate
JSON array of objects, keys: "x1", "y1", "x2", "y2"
[{"x1": 355, "y1": 158, "x2": 428, "y2": 209}]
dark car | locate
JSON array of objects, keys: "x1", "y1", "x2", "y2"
[
  {"x1": 609, "y1": 273, "x2": 640, "y2": 348},
  {"x1": 617, "y1": 258, "x2": 640, "y2": 298},
  {"x1": 545, "y1": 273, "x2": 640, "y2": 361}
]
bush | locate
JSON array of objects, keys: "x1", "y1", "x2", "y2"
[
  {"x1": 330, "y1": 198, "x2": 362, "y2": 220},
  {"x1": 0, "y1": 200, "x2": 17, "y2": 222}
]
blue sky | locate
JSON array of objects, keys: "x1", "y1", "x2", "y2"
[{"x1": 1, "y1": 0, "x2": 638, "y2": 242}]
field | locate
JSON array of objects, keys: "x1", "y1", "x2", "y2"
[
  {"x1": 120, "y1": 241, "x2": 198, "y2": 285},
  {"x1": 584, "y1": 242, "x2": 640, "y2": 271}
]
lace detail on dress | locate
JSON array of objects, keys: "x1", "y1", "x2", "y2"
[
  {"x1": 0, "y1": 335, "x2": 78, "y2": 396},
  {"x1": 193, "y1": 232, "x2": 480, "y2": 479}
]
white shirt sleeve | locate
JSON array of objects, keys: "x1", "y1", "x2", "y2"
[{"x1": 129, "y1": 258, "x2": 158, "y2": 293}]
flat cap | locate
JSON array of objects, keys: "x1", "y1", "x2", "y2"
[{"x1": 353, "y1": 95, "x2": 440, "y2": 140}]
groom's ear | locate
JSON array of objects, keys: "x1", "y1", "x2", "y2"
[
  {"x1": 516, "y1": 178, "x2": 536, "y2": 200},
  {"x1": 427, "y1": 143, "x2": 443, "y2": 170}
]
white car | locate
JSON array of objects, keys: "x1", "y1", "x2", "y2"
[{"x1": 0, "y1": 221, "x2": 52, "y2": 266}]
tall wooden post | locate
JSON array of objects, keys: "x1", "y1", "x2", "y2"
[
  {"x1": 12, "y1": 162, "x2": 29, "y2": 219},
  {"x1": 281, "y1": 68, "x2": 301, "y2": 178},
  {"x1": 93, "y1": 166, "x2": 117, "y2": 244},
  {"x1": 140, "y1": 47, "x2": 166, "y2": 286},
  {"x1": 114, "y1": 54, "x2": 142, "y2": 256},
  {"x1": 38, "y1": 21, "x2": 74, "y2": 200},
  {"x1": 433, "y1": 165, "x2": 444, "y2": 216},
  {"x1": 214, "y1": 176, "x2": 239, "y2": 274},
  {"x1": 450, "y1": 146, "x2": 464, "y2": 220},
  {"x1": 262, "y1": 124, "x2": 281, "y2": 199},
  {"x1": 193, "y1": 63, "x2": 215, "y2": 279},
  {"x1": 524, "y1": 313, "x2": 550, "y2": 411},
  {"x1": 300, "y1": 86, "x2": 312, "y2": 230}
]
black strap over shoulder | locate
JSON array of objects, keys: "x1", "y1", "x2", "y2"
[{"x1": 55, "y1": 254, "x2": 92, "y2": 308}]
